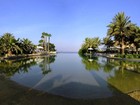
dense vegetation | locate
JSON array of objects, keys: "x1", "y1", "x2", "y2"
[
  {"x1": 0, "y1": 55, "x2": 56, "y2": 76},
  {"x1": 78, "y1": 37, "x2": 101, "y2": 55},
  {"x1": 0, "y1": 33, "x2": 36, "y2": 56},
  {"x1": 79, "y1": 12, "x2": 140, "y2": 57},
  {"x1": 38, "y1": 32, "x2": 56, "y2": 52},
  {"x1": 106, "y1": 12, "x2": 140, "y2": 55},
  {"x1": 0, "y1": 32, "x2": 56, "y2": 57}
]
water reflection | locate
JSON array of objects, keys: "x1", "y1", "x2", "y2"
[
  {"x1": 39, "y1": 56, "x2": 55, "y2": 75},
  {"x1": 80, "y1": 54, "x2": 140, "y2": 94},
  {"x1": 81, "y1": 55, "x2": 101, "y2": 71},
  {"x1": 0, "y1": 53, "x2": 140, "y2": 99},
  {"x1": 0, "y1": 58, "x2": 37, "y2": 76},
  {"x1": 105, "y1": 59, "x2": 140, "y2": 93},
  {"x1": 0, "y1": 55, "x2": 56, "y2": 77},
  {"x1": 108, "y1": 59, "x2": 140, "y2": 73}
]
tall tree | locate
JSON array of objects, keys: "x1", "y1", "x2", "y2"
[
  {"x1": 103, "y1": 36, "x2": 114, "y2": 49},
  {"x1": 133, "y1": 26, "x2": 140, "y2": 54},
  {"x1": 21, "y1": 38, "x2": 36, "y2": 54},
  {"x1": 40, "y1": 32, "x2": 52, "y2": 53},
  {"x1": 41, "y1": 32, "x2": 48, "y2": 51},
  {"x1": 82, "y1": 37, "x2": 100, "y2": 49},
  {"x1": 0, "y1": 33, "x2": 22, "y2": 56},
  {"x1": 107, "y1": 12, "x2": 133, "y2": 54},
  {"x1": 47, "y1": 43, "x2": 56, "y2": 51},
  {"x1": 47, "y1": 34, "x2": 51, "y2": 53},
  {"x1": 81, "y1": 37, "x2": 100, "y2": 54}
]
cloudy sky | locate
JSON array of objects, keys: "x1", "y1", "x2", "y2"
[{"x1": 0, "y1": 0, "x2": 140, "y2": 52}]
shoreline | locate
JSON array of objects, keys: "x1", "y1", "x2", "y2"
[
  {"x1": 0, "y1": 52, "x2": 57, "y2": 61},
  {"x1": 0, "y1": 75, "x2": 140, "y2": 105},
  {"x1": 106, "y1": 56, "x2": 140, "y2": 62},
  {"x1": 97, "y1": 53, "x2": 140, "y2": 62},
  {"x1": 1, "y1": 52, "x2": 140, "y2": 62}
]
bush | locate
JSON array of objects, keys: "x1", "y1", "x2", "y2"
[
  {"x1": 133, "y1": 54, "x2": 139, "y2": 58},
  {"x1": 115, "y1": 54, "x2": 125, "y2": 58},
  {"x1": 115, "y1": 54, "x2": 140, "y2": 59},
  {"x1": 125, "y1": 54, "x2": 133, "y2": 58},
  {"x1": 78, "y1": 48, "x2": 87, "y2": 56}
]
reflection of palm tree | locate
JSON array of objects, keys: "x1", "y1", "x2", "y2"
[
  {"x1": 108, "y1": 67, "x2": 140, "y2": 93},
  {"x1": 103, "y1": 63, "x2": 114, "y2": 73},
  {"x1": 81, "y1": 55, "x2": 101, "y2": 71},
  {"x1": 0, "y1": 58, "x2": 37, "y2": 77},
  {"x1": 39, "y1": 55, "x2": 56, "y2": 75},
  {"x1": 20, "y1": 58, "x2": 37, "y2": 73},
  {"x1": 105, "y1": 58, "x2": 140, "y2": 73}
]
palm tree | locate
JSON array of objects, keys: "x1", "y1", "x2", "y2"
[
  {"x1": 133, "y1": 26, "x2": 140, "y2": 54},
  {"x1": 21, "y1": 38, "x2": 35, "y2": 54},
  {"x1": 82, "y1": 37, "x2": 101, "y2": 52},
  {"x1": 107, "y1": 12, "x2": 133, "y2": 54},
  {"x1": 40, "y1": 32, "x2": 52, "y2": 53},
  {"x1": 0, "y1": 33, "x2": 22, "y2": 56},
  {"x1": 103, "y1": 36, "x2": 114, "y2": 52},
  {"x1": 47, "y1": 34, "x2": 51, "y2": 53},
  {"x1": 125, "y1": 25, "x2": 140, "y2": 54},
  {"x1": 41, "y1": 32, "x2": 48, "y2": 51}
]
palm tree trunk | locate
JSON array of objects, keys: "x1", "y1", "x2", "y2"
[
  {"x1": 44, "y1": 36, "x2": 47, "y2": 51},
  {"x1": 48, "y1": 36, "x2": 50, "y2": 53},
  {"x1": 121, "y1": 36, "x2": 125, "y2": 55}
]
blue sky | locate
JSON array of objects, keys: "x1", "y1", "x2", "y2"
[{"x1": 0, "y1": 0, "x2": 140, "y2": 52}]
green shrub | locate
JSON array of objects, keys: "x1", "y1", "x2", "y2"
[
  {"x1": 112, "y1": 54, "x2": 140, "y2": 59},
  {"x1": 126, "y1": 54, "x2": 133, "y2": 58},
  {"x1": 115, "y1": 54, "x2": 125, "y2": 58}
]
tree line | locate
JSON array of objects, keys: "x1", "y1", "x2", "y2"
[
  {"x1": 0, "y1": 33, "x2": 36, "y2": 56},
  {"x1": 0, "y1": 32, "x2": 56, "y2": 56},
  {"x1": 79, "y1": 12, "x2": 140, "y2": 55}
]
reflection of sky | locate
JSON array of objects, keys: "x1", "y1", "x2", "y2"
[{"x1": 11, "y1": 53, "x2": 114, "y2": 99}]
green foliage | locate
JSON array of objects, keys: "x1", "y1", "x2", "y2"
[
  {"x1": 115, "y1": 54, "x2": 125, "y2": 58},
  {"x1": 78, "y1": 48, "x2": 86, "y2": 56},
  {"x1": 0, "y1": 33, "x2": 22, "y2": 55},
  {"x1": 47, "y1": 43, "x2": 56, "y2": 51},
  {"x1": 103, "y1": 36, "x2": 114, "y2": 48},
  {"x1": 40, "y1": 32, "x2": 52, "y2": 51},
  {"x1": 0, "y1": 33, "x2": 36, "y2": 56},
  {"x1": 115, "y1": 54, "x2": 140, "y2": 58},
  {"x1": 107, "y1": 12, "x2": 134, "y2": 54},
  {"x1": 0, "y1": 58, "x2": 37, "y2": 77},
  {"x1": 82, "y1": 37, "x2": 100, "y2": 49},
  {"x1": 18, "y1": 38, "x2": 36, "y2": 54},
  {"x1": 0, "y1": 55, "x2": 56, "y2": 76},
  {"x1": 79, "y1": 54, "x2": 100, "y2": 71},
  {"x1": 79, "y1": 37, "x2": 100, "y2": 55},
  {"x1": 39, "y1": 32, "x2": 56, "y2": 52},
  {"x1": 39, "y1": 55, "x2": 55, "y2": 75}
]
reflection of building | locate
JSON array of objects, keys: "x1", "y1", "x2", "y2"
[{"x1": 34, "y1": 57, "x2": 44, "y2": 64}]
